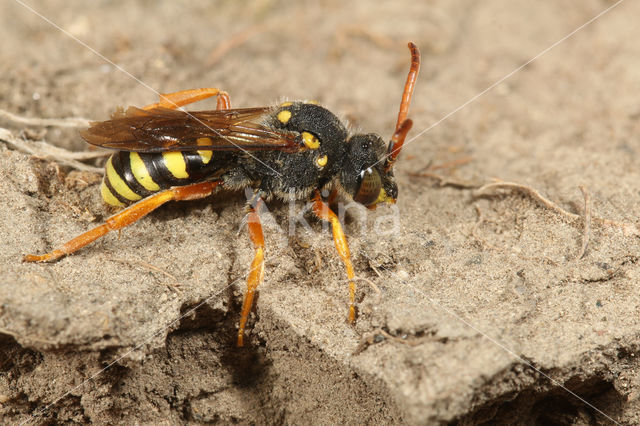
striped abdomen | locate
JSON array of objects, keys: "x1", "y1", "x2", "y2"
[{"x1": 101, "y1": 150, "x2": 221, "y2": 206}]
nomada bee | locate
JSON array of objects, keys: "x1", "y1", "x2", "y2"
[{"x1": 25, "y1": 43, "x2": 421, "y2": 346}]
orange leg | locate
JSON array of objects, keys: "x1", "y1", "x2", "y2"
[
  {"x1": 142, "y1": 88, "x2": 231, "y2": 111},
  {"x1": 24, "y1": 181, "x2": 221, "y2": 263},
  {"x1": 237, "y1": 198, "x2": 266, "y2": 347},
  {"x1": 327, "y1": 188, "x2": 339, "y2": 205},
  {"x1": 311, "y1": 192, "x2": 356, "y2": 323}
]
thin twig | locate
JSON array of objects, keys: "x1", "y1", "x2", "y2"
[
  {"x1": 475, "y1": 180, "x2": 640, "y2": 237},
  {"x1": 349, "y1": 275, "x2": 382, "y2": 306},
  {"x1": 0, "y1": 127, "x2": 106, "y2": 173},
  {"x1": 0, "y1": 108, "x2": 91, "y2": 128},
  {"x1": 369, "y1": 263, "x2": 383, "y2": 278},
  {"x1": 577, "y1": 185, "x2": 592, "y2": 260},
  {"x1": 475, "y1": 180, "x2": 581, "y2": 221}
]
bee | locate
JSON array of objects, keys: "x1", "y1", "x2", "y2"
[{"x1": 24, "y1": 42, "x2": 421, "y2": 346}]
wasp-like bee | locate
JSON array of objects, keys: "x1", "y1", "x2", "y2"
[{"x1": 25, "y1": 43, "x2": 420, "y2": 346}]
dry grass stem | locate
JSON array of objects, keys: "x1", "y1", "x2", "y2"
[
  {"x1": 475, "y1": 181, "x2": 581, "y2": 221},
  {"x1": 350, "y1": 275, "x2": 382, "y2": 306},
  {"x1": 0, "y1": 127, "x2": 107, "y2": 173},
  {"x1": 475, "y1": 180, "x2": 640, "y2": 237},
  {"x1": 0, "y1": 108, "x2": 91, "y2": 128}
]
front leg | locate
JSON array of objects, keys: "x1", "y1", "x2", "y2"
[{"x1": 311, "y1": 191, "x2": 356, "y2": 323}]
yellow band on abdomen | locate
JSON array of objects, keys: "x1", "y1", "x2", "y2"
[
  {"x1": 198, "y1": 150, "x2": 213, "y2": 164},
  {"x1": 101, "y1": 178, "x2": 125, "y2": 206},
  {"x1": 130, "y1": 152, "x2": 160, "y2": 191},
  {"x1": 162, "y1": 151, "x2": 189, "y2": 179},
  {"x1": 106, "y1": 156, "x2": 142, "y2": 201},
  {"x1": 196, "y1": 138, "x2": 213, "y2": 164}
]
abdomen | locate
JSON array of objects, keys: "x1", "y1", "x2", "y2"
[{"x1": 101, "y1": 150, "x2": 222, "y2": 206}]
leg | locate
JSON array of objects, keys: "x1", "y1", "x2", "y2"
[
  {"x1": 311, "y1": 192, "x2": 357, "y2": 323},
  {"x1": 24, "y1": 181, "x2": 221, "y2": 263},
  {"x1": 142, "y1": 88, "x2": 231, "y2": 111},
  {"x1": 327, "y1": 188, "x2": 339, "y2": 206},
  {"x1": 237, "y1": 198, "x2": 266, "y2": 347}
]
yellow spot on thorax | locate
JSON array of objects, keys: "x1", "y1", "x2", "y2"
[
  {"x1": 277, "y1": 109, "x2": 292, "y2": 124},
  {"x1": 280, "y1": 101, "x2": 293, "y2": 107},
  {"x1": 129, "y1": 152, "x2": 160, "y2": 191},
  {"x1": 316, "y1": 155, "x2": 328, "y2": 168},
  {"x1": 162, "y1": 151, "x2": 189, "y2": 179},
  {"x1": 302, "y1": 132, "x2": 320, "y2": 149},
  {"x1": 106, "y1": 156, "x2": 142, "y2": 201}
]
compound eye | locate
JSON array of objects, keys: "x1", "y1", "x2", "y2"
[{"x1": 354, "y1": 168, "x2": 382, "y2": 206}]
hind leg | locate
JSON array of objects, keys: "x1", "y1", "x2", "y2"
[
  {"x1": 24, "y1": 181, "x2": 221, "y2": 263},
  {"x1": 237, "y1": 197, "x2": 266, "y2": 347}
]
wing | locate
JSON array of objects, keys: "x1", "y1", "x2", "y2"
[{"x1": 80, "y1": 106, "x2": 301, "y2": 153}]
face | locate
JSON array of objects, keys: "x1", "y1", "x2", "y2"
[{"x1": 341, "y1": 134, "x2": 398, "y2": 207}]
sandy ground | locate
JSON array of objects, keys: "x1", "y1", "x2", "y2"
[{"x1": 2, "y1": 0, "x2": 640, "y2": 424}]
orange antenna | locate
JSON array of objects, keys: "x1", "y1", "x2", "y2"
[{"x1": 385, "y1": 42, "x2": 420, "y2": 171}]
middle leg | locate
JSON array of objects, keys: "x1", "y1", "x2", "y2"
[
  {"x1": 237, "y1": 196, "x2": 266, "y2": 347},
  {"x1": 143, "y1": 88, "x2": 232, "y2": 111}
]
